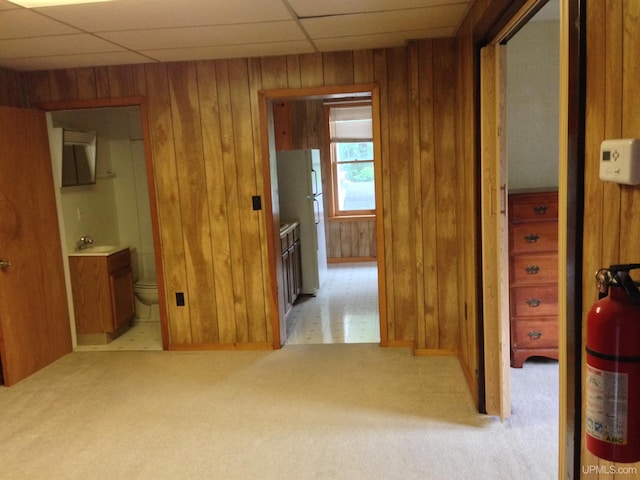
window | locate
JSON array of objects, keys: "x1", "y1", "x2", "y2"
[{"x1": 327, "y1": 102, "x2": 375, "y2": 216}]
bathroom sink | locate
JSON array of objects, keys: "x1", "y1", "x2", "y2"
[{"x1": 68, "y1": 245, "x2": 124, "y2": 256}]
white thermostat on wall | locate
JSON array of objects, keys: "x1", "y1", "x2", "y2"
[{"x1": 600, "y1": 139, "x2": 640, "y2": 185}]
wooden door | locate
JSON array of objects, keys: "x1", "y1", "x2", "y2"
[
  {"x1": 0, "y1": 106, "x2": 72, "y2": 386},
  {"x1": 480, "y1": 45, "x2": 511, "y2": 420}
]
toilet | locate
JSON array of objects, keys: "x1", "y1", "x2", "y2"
[
  {"x1": 134, "y1": 280, "x2": 159, "y2": 322},
  {"x1": 130, "y1": 249, "x2": 159, "y2": 322}
]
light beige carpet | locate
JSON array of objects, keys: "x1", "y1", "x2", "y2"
[{"x1": 0, "y1": 345, "x2": 557, "y2": 479}]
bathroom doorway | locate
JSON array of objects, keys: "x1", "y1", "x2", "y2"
[{"x1": 44, "y1": 100, "x2": 166, "y2": 352}]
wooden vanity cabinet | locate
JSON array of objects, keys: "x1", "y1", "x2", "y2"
[
  {"x1": 508, "y1": 191, "x2": 559, "y2": 368},
  {"x1": 69, "y1": 248, "x2": 136, "y2": 343}
]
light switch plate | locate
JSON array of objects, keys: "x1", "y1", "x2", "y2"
[{"x1": 600, "y1": 139, "x2": 640, "y2": 185}]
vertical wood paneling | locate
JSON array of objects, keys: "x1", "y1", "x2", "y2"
[
  {"x1": 353, "y1": 50, "x2": 374, "y2": 83},
  {"x1": 0, "y1": 67, "x2": 24, "y2": 107},
  {"x1": 433, "y1": 39, "x2": 459, "y2": 349},
  {"x1": 196, "y1": 60, "x2": 236, "y2": 344},
  {"x1": 17, "y1": 41, "x2": 460, "y2": 354},
  {"x1": 50, "y1": 69, "x2": 77, "y2": 101},
  {"x1": 228, "y1": 58, "x2": 267, "y2": 343},
  {"x1": 167, "y1": 62, "x2": 217, "y2": 344},
  {"x1": 95, "y1": 67, "x2": 111, "y2": 98},
  {"x1": 215, "y1": 59, "x2": 249, "y2": 342},
  {"x1": 323, "y1": 51, "x2": 354, "y2": 85},
  {"x1": 76, "y1": 68, "x2": 97, "y2": 100},
  {"x1": 583, "y1": 0, "x2": 640, "y2": 477},
  {"x1": 413, "y1": 40, "x2": 439, "y2": 350},
  {"x1": 24, "y1": 71, "x2": 51, "y2": 104},
  {"x1": 107, "y1": 65, "x2": 136, "y2": 98},
  {"x1": 299, "y1": 53, "x2": 324, "y2": 88},
  {"x1": 248, "y1": 57, "x2": 272, "y2": 345},
  {"x1": 144, "y1": 63, "x2": 190, "y2": 345},
  {"x1": 387, "y1": 47, "x2": 414, "y2": 342}
]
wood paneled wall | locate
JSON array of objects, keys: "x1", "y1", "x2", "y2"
[
  {"x1": 451, "y1": 0, "x2": 494, "y2": 405},
  {"x1": 582, "y1": 0, "x2": 640, "y2": 477},
  {"x1": 0, "y1": 67, "x2": 23, "y2": 107},
  {"x1": 16, "y1": 43, "x2": 460, "y2": 351}
]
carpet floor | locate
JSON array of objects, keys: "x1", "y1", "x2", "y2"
[{"x1": 0, "y1": 345, "x2": 558, "y2": 479}]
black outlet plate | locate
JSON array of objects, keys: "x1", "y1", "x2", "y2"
[{"x1": 176, "y1": 292, "x2": 185, "y2": 306}]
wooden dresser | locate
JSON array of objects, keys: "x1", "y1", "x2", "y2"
[{"x1": 508, "y1": 190, "x2": 559, "y2": 368}]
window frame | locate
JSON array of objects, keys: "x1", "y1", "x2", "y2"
[{"x1": 324, "y1": 101, "x2": 376, "y2": 219}]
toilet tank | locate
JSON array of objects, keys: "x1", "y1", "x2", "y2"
[{"x1": 129, "y1": 247, "x2": 139, "y2": 283}]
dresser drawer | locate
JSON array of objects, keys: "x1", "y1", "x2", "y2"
[
  {"x1": 511, "y1": 285, "x2": 558, "y2": 317},
  {"x1": 512, "y1": 318, "x2": 558, "y2": 349},
  {"x1": 511, "y1": 253, "x2": 558, "y2": 285},
  {"x1": 510, "y1": 221, "x2": 558, "y2": 253},
  {"x1": 509, "y1": 192, "x2": 558, "y2": 223}
]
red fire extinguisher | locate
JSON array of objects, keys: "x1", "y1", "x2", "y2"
[{"x1": 586, "y1": 264, "x2": 640, "y2": 463}]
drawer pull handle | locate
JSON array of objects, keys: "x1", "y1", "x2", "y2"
[
  {"x1": 528, "y1": 330, "x2": 543, "y2": 340},
  {"x1": 525, "y1": 265, "x2": 540, "y2": 275},
  {"x1": 526, "y1": 298, "x2": 541, "y2": 307},
  {"x1": 524, "y1": 233, "x2": 540, "y2": 243},
  {"x1": 533, "y1": 205, "x2": 548, "y2": 215}
]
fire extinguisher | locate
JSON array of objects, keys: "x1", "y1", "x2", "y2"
[{"x1": 585, "y1": 264, "x2": 640, "y2": 463}]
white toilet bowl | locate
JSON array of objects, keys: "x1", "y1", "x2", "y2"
[{"x1": 134, "y1": 280, "x2": 159, "y2": 321}]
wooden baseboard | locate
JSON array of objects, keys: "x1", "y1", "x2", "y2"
[
  {"x1": 413, "y1": 348, "x2": 459, "y2": 357},
  {"x1": 168, "y1": 342, "x2": 273, "y2": 351},
  {"x1": 384, "y1": 339, "x2": 415, "y2": 348},
  {"x1": 327, "y1": 257, "x2": 377, "y2": 264}
]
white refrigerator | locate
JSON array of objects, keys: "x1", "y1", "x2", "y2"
[{"x1": 276, "y1": 149, "x2": 328, "y2": 295}]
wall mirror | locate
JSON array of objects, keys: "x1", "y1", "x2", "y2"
[{"x1": 61, "y1": 129, "x2": 97, "y2": 187}]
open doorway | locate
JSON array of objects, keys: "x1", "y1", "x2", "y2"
[
  {"x1": 506, "y1": 0, "x2": 560, "y2": 404},
  {"x1": 259, "y1": 84, "x2": 387, "y2": 348},
  {"x1": 479, "y1": 0, "x2": 560, "y2": 425},
  {"x1": 45, "y1": 103, "x2": 166, "y2": 352}
]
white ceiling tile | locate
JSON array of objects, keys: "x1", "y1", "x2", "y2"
[
  {"x1": 0, "y1": 51, "x2": 152, "y2": 71},
  {"x1": 144, "y1": 40, "x2": 315, "y2": 63},
  {"x1": 0, "y1": 8, "x2": 80, "y2": 39},
  {"x1": 0, "y1": 33, "x2": 124, "y2": 59},
  {"x1": 301, "y1": 4, "x2": 468, "y2": 39},
  {"x1": 33, "y1": 0, "x2": 293, "y2": 32},
  {"x1": 0, "y1": 0, "x2": 476, "y2": 71},
  {"x1": 100, "y1": 21, "x2": 306, "y2": 50},
  {"x1": 288, "y1": 0, "x2": 470, "y2": 18},
  {"x1": 314, "y1": 28, "x2": 455, "y2": 52}
]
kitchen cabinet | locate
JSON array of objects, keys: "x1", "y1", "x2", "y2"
[
  {"x1": 508, "y1": 191, "x2": 559, "y2": 368},
  {"x1": 280, "y1": 222, "x2": 301, "y2": 316},
  {"x1": 69, "y1": 248, "x2": 136, "y2": 344}
]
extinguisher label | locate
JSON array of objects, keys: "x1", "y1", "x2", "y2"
[{"x1": 585, "y1": 365, "x2": 628, "y2": 445}]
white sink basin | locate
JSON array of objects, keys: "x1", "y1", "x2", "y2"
[{"x1": 68, "y1": 245, "x2": 125, "y2": 256}]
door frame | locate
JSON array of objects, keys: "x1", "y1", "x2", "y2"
[
  {"x1": 479, "y1": 43, "x2": 510, "y2": 420},
  {"x1": 258, "y1": 84, "x2": 387, "y2": 348},
  {"x1": 476, "y1": 0, "x2": 584, "y2": 476},
  {"x1": 37, "y1": 96, "x2": 169, "y2": 350}
]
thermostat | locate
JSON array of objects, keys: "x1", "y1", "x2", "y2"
[{"x1": 600, "y1": 139, "x2": 640, "y2": 185}]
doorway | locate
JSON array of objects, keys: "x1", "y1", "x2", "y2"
[
  {"x1": 259, "y1": 84, "x2": 387, "y2": 348},
  {"x1": 480, "y1": 0, "x2": 561, "y2": 419},
  {"x1": 45, "y1": 102, "x2": 166, "y2": 352}
]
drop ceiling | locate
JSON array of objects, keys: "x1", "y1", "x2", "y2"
[
  {"x1": 0, "y1": 0, "x2": 475, "y2": 71},
  {"x1": 0, "y1": 0, "x2": 559, "y2": 73}
]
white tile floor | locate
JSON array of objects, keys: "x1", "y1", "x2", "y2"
[
  {"x1": 74, "y1": 262, "x2": 380, "y2": 351},
  {"x1": 285, "y1": 262, "x2": 380, "y2": 345},
  {"x1": 75, "y1": 321, "x2": 163, "y2": 352}
]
